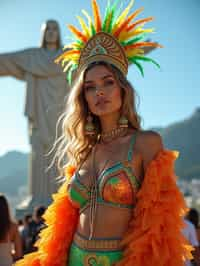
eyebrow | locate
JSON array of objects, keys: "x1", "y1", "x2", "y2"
[{"x1": 84, "y1": 74, "x2": 114, "y2": 84}]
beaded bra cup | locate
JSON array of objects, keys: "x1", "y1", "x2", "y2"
[{"x1": 68, "y1": 132, "x2": 141, "y2": 211}]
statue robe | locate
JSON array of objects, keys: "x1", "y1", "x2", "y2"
[{"x1": 0, "y1": 48, "x2": 69, "y2": 206}]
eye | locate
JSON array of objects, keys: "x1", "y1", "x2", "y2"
[
  {"x1": 104, "y1": 79, "x2": 115, "y2": 86},
  {"x1": 84, "y1": 85, "x2": 96, "y2": 91}
]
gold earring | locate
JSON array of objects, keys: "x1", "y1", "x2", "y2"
[
  {"x1": 85, "y1": 112, "x2": 96, "y2": 136},
  {"x1": 118, "y1": 115, "x2": 128, "y2": 128}
]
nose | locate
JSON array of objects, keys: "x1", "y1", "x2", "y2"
[{"x1": 95, "y1": 86, "x2": 104, "y2": 96}]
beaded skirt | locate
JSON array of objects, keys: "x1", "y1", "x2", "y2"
[{"x1": 68, "y1": 232, "x2": 123, "y2": 266}]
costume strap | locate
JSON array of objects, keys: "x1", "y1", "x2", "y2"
[{"x1": 127, "y1": 131, "x2": 138, "y2": 162}]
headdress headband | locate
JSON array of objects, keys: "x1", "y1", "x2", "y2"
[{"x1": 55, "y1": 0, "x2": 162, "y2": 83}]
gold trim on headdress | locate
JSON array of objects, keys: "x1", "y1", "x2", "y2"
[
  {"x1": 55, "y1": 0, "x2": 162, "y2": 83},
  {"x1": 78, "y1": 32, "x2": 128, "y2": 75}
]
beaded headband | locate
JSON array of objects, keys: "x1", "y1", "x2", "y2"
[{"x1": 55, "y1": 0, "x2": 162, "y2": 83}]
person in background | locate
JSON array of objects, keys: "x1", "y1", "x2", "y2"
[
  {"x1": 0, "y1": 194, "x2": 23, "y2": 266},
  {"x1": 28, "y1": 206, "x2": 46, "y2": 252},
  {"x1": 182, "y1": 216, "x2": 200, "y2": 266},
  {"x1": 17, "y1": 219, "x2": 24, "y2": 233},
  {"x1": 19, "y1": 214, "x2": 33, "y2": 254},
  {"x1": 187, "y1": 208, "x2": 200, "y2": 245}
]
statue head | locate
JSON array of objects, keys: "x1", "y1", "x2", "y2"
[{"x1": 40, "y1": 19, "x2": 61, "y2": 49}]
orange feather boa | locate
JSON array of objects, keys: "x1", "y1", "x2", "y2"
[{"x1": 15, "y1": 150, "x2": 193, "y2": 266}]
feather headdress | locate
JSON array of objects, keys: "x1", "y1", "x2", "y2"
[{"x1": 55, "y1": 0, "x2": 162, "y2": 83}]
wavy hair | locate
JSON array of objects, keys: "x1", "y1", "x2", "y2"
[
  {"x1": 54, "y1": 62, "x2": 141, "y2": 175},
  {"x1": 0, "y1": 194, "x2": 12, "y2": 241}
]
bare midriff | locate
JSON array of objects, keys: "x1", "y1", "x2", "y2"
[{"x1": 76, "y1": 203, "x2": 132, "y2": 238}]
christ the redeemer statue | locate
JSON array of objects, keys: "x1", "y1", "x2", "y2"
[{"x1": 0, "y1": 20, "x2": 69, "y2": 215}]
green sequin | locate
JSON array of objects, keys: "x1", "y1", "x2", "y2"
[{"x1": 68, "y1": 243, "x2": 122, "y2": 266}]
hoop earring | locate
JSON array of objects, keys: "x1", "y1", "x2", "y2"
[
  {"x1": 85, "y1": 112, "x2": 96, "y2": 136},
  {"x1": 118, "y1": 114, "x2": 128, "y2": 128}
]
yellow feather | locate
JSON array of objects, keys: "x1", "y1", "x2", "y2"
[
  {"x1": 119, "y1": 27, "x2": 155, "y2": 41},
  {"x1": 126, "y1": 48, "x2": 144, "y2": 57},
  {"x1": 82, "y1": 9, "x2": 93, "y2": 36},
  {"x1": 63, "y1": 43, "x2": 76, "y2": 50},
  {"x1": 112, "y1": 0, "x2": 135, "y2": 33},
  {"x1": 76, "y1": 15, "x2": 90, "y2": 38},
  {"x1": 63, "y1": 61, "x2": 73, "y2": 72},
  {"x1": 104, "y1": 11, "x2": 113, "y2": 32},
  {"x1": 92, "y1": 0, "x2": 101, "y2": 32}
]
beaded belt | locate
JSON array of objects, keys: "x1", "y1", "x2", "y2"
[{"x1": 73, "y1": 232, "x2": 122, "y2": 251}]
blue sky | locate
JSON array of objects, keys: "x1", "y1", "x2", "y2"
[{"x1": 0, "y1": 0, "x2": 199, "y2": 155}]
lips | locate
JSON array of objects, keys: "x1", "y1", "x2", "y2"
[{"x1": 95, "y1": 98, "x2": 110, "y2": 106}]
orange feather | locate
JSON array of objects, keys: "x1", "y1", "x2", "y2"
[
  {"x1": 114, "y1": 7, "x2": 144, "y2": 38},
  {"x1": 127, "y1": 17, "x2": 154, "y2": 32},
  {"x1": 55, "y1": 50, "x2": 80, "y2": 64},
  {"x1": 124, "y1": 42, "x2": 162, "y2": 51},
  {"x1": 92, "y1": 0, "x2": 102, "y2": 32},
  {"x1": 68, "y1": 24, "x2": 88, "y2": 43}
]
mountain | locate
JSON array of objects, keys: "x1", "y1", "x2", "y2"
[
  {"x1": 0, "y1": 151, "x2": 28, "y2": 213},
  {"x1": 0, "y1": 151, "x2": 28, "y2": 179},
  {"x1": 159, "y1": 107, "x2": 200, "y2": 180}
]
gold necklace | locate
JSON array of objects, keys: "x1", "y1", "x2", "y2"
[{"x1": 99, "y1": 127, "x2": 128, "y2": 143}]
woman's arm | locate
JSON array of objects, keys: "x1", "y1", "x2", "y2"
[
  {"x1": 116, "y1": 130, "x2": 193, "y2": 266},
  {"x1": 11, "y1": 223, "x2": 23, "y2": 261}
]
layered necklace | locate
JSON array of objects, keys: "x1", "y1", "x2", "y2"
[
  {"x1": 89, "y1": 126, "x2": 128, "y2": 239},
  {"x1": 99, "y1": 126, "x2": 128, "y2": 143}
]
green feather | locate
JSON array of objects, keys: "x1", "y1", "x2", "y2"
[
  {"x1": 107, "y1": 9, "x2": 115, "y2": 33},
  {"x1": 133, "y1": 56, "x2": 161, "y2": 69},
  {"x1": 129, "y1": 57, "x2": 144, "y2": 77},
  {"x1": 109, "y1": 0, "x2": 121, "y2": 31},
  {"x1": 76, "y1": 40, "x2": 84, "y2": 49},
  {"x1": 90, "y1": 22, "x2": 96, "y2": 36},
  {"x1": 120, "y1": 33, "x2": 147, "y2": 46},
  {"x1": 67, "y1": 64, "x2": 78, "y2": 84},
  {"x1": 112, "y1": 1, "x2": 127, "y2": 31},
  {"x1": 102, "y1": 0, "x2": 111, "y2": 31}
]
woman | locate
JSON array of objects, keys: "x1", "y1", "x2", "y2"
[
  {"x1": 15, "y1": 0, "x2": 193, "y2": 265},
  {"x1": 0, "y1": 194, "x2": 22, "y2": 266},
  {"x1": 186, "y1": 208, "x2": 200, "y2": 244}
]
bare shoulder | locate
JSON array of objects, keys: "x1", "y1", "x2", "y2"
[
  {"x1": 136, "y1": 130, "x2": 164, "y2": 171},
  {"x1": 136, "y1": 130, "x2": 163, "y2": 149}
]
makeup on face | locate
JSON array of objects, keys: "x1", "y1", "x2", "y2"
[{"x1": 84, "y1": 65, "x2": 122, "y2": 116}]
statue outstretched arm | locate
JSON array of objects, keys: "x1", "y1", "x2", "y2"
[{"x1": 0, "y1": 50, "x2": 28, "y2": 80}]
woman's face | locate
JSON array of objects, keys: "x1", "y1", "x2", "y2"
[{"x1": 83, "y1": 65, "x2": 122, "y2": 117}]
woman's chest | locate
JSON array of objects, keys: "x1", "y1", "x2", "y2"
[{"x1": 77, "y1": 149, "x2": 143, "y2": 188}]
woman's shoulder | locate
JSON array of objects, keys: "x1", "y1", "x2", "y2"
[
  {"x1": 134, "y1": 129, "x2": 162, "y2": 149},
  {"x1": 135, "y1": 129, "x2": 164, "y2": 171}
]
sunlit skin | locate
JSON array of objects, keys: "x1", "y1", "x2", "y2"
[
  {"x1": 84, "y1": 65, "x2": 122, "y2": 134},
  {"x1": 75, "y1": 64, "x2": 164, "y2": 239}
]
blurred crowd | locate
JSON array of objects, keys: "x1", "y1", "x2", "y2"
[{"x1": 0, "y1": 194, "x2": 46, "y2": 265}]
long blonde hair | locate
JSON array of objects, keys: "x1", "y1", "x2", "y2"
[{"x1": 55, "y1": 62, "x2": 141, "y2": 174}]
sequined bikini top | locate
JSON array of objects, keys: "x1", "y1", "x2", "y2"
[{"x1": 68, "y1": 132, "x2": 141, "y2": 211}]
